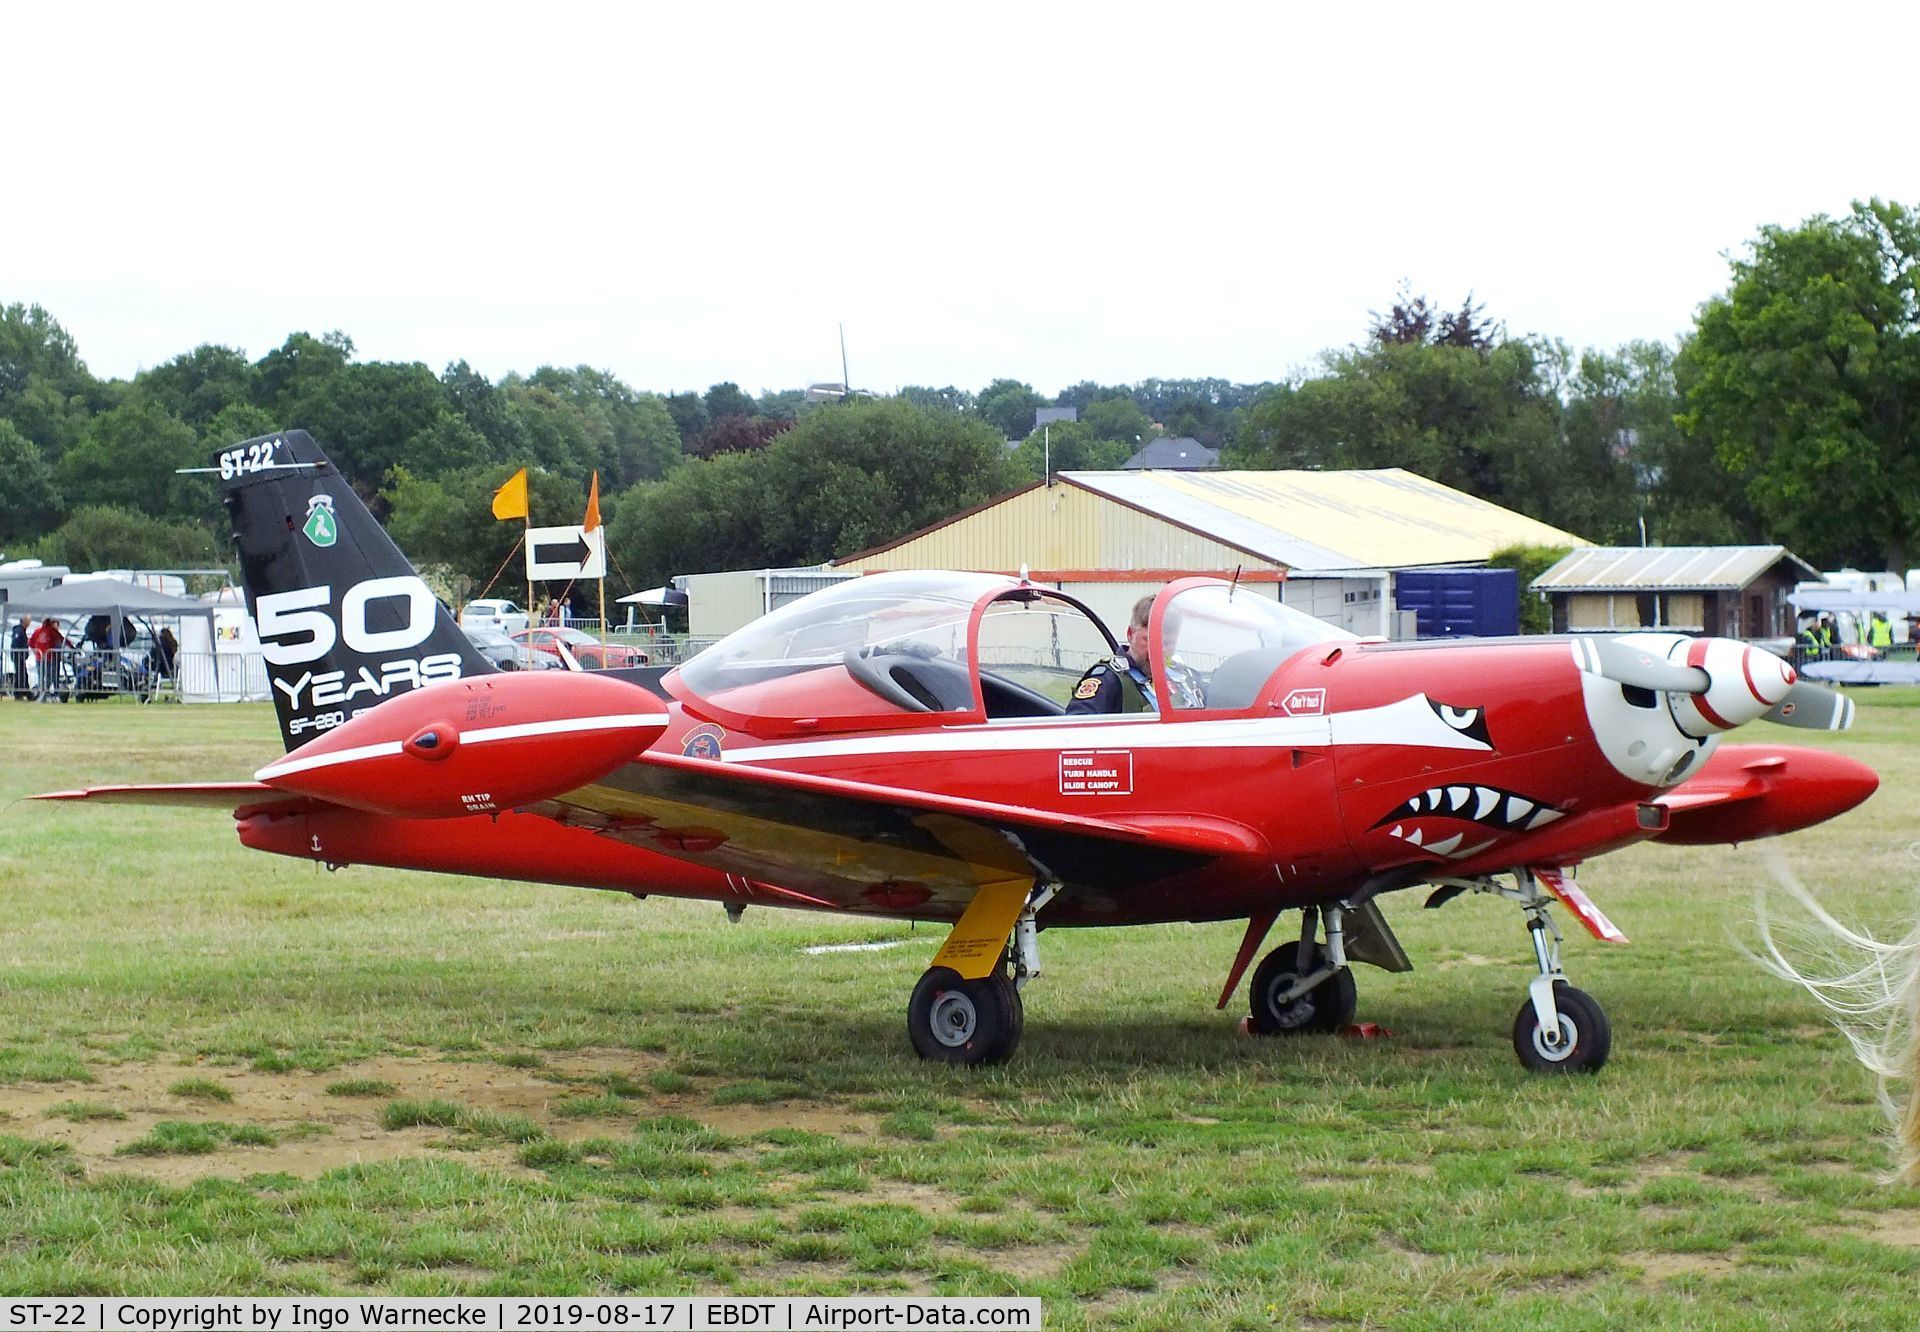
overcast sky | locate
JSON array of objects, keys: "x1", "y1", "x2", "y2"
[{"x1": 8, "y1": 3, "x2": 1916, "y2": 398}]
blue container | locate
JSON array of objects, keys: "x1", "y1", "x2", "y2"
[{"x1": 1395, "y1": 569, "x2": 1519, "y2": 638}]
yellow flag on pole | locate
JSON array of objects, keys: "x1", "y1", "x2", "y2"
[
  {"x1": 491, "y1": 468, "x2": 529, "y2": 521},
  {"x1": 583, "y1": 472, "x2": 601, "y2": 534}
]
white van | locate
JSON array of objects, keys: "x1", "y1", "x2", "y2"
[{"x1": 458, "y1": 598, "x2": 529, "y2": 634}]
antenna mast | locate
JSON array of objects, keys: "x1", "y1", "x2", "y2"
[{"x1": 839, "y1": 323, "x2": 851, "y2": 401}]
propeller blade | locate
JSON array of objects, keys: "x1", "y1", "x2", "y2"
[
  {"x1": 1582, "y1": 637, "x2": 1710, "y2": 694},
  {"x1": 1763, "y1": 681, "x2": 1855, "y2": 731}
]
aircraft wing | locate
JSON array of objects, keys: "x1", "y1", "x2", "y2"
[{"x1": 542, "y1": 753, "x2": 1265, "y2": 916}]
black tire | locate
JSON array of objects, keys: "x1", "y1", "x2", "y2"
[
  {"x1": 1512, "y1": 983, "x2": 1611, "y2": 1074},
  {"x1": 907, "y1": 967, "x2": 1023, "y2": 1065},
  {"x1": 1247, "y1": 943, "x2": 1357, "y2": 1036}
]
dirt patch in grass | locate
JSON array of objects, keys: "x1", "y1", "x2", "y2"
[
  {"x1": 0, "y1": 1048, "x2": 730, "y2": 1182},
  {"x1": 703, "y1": 1101, "x2": 876, "y2": 1140},
  {"x1": 864, "y1": 1179, "x2": 961, "y2": 1213},
  {"x1": 1628, "y1": 1251, "x2": 1738, "y2": 1282}
]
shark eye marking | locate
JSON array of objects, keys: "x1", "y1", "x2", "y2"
[{"x1": 1429, "y1": 700, "x2": 1491, "y2": 747}]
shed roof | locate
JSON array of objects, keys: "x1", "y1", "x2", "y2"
[
  {"x1": 1058, "y1": 469, "x2": 1584, "y2": 573},
  {"x1": 1529, "y1": 546, "x2": 1820, "y2": 593},
  {"x1": 1122, "y1": 437, "x2": 1219, "y2": 470}
]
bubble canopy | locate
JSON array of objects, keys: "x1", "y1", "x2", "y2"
[
  {"x1": 669, "y1": 569, "x2": 1353, "y2": 736},
  {"x1": 673, "y1": 571, "x2": 1117, "y2": 736}
]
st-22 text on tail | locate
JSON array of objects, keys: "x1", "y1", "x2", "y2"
[{"x1": 218, "y1": 429, "x2": 494, "y2": 751}]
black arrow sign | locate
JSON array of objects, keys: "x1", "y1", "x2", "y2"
[{"x1": 530, "y1": 534, "x2": 593, "y2": 568}]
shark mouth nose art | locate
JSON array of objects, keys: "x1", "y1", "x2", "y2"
[{"x1": 1372, "y1": 784, "x2": 1566, "y2": 859}]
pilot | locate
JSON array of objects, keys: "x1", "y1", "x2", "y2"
[{"x1": 1065, "y1": 596, "x2": 1157, "y2": 714}]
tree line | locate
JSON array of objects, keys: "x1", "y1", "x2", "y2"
[{"x1": 3, "y1": 197, "x2": 1916, "y2": 598}]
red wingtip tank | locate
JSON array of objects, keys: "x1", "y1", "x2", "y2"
[{"x1": 253, "y1": 671, "x2": 669, "y2": 818}]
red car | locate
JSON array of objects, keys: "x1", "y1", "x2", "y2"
[{"x1": 508, "y1": 627, "x2": 649, "y2": 670}]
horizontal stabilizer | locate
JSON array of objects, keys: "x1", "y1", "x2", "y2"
[{"x1": 29, "y1": 782, "x2": 318, "y2": 812}]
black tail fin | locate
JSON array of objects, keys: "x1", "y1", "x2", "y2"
[{"x1": 218, "y1": 429, "x2": 495, "y2": 750}]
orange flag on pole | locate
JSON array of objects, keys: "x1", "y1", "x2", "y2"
[
  {"x1": 491, "y1": 468, "x2": 529, "y2": 521},
  {"x1": 583, "y1": 472, "x2": 601, "y2": 533}
]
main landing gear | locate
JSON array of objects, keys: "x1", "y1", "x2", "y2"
[
  {"x1": 1428, "y1": 873, "x2": 1613, "y2": 1074},
  {"x1": 907, "y1": 884, "x2": 1055, "y2": 1067},
  {"x1": 1247, "y1": 904, "x2": 1359, "y2": 1035}
]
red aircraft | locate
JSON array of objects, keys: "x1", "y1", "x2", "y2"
[{"x1": 36, "y1": 432, "x2": 1879, "y2": 1072}]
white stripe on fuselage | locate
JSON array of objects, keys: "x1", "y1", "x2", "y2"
[
  {"x1": 255, "y1": 713, "x2": 667, "y2": 782},
  {"x1": 721, "y1": 693, "x2": 1491, "y2": 764}
]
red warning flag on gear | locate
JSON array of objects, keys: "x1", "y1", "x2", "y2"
[
  {"x1": 583, "y1": 471, "x2": 601, "y2": 533},
  {"x1": 491, "y1": 468, "x2": 529, "y2": 521}
]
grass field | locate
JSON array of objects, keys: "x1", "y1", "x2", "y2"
[{"x1": 2, "y1": 697, "x2": 1917, "y2": 1327}]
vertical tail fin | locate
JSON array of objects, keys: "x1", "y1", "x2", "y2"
[{"x1": 218, "y1": 430, "x2": 495, "y2": 751}]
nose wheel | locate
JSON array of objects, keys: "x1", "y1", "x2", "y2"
[
  {"x1": 1428, "y1": 870, "x2": 1615, "y2": 1073},
  {"x1": 1512, "y1": 981, "x2": 1610, "y2": 1073}
]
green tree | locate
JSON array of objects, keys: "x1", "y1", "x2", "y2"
[
  {"x1": 0, "y1": 419, "x2": 62, "y2": 545},
  {"x1": 137, "y1": 345, "x2": 256, "y2": 430},
  {"x1": 1487, "y1": 543, "x2": 1573, "y2": 634},
  {"x1": 383, "y1": 465, "x2": 589, "y2": 589},
  {"x1": 28, "y1": 505, "x2": 224, "y2": 571},
  {"x1": 606, "y1": 400, "x2": 1019, "y2": 589},
  {"x1": 254, "y1": 331, "x2": 354, "y2": 420},
  {"x1": 442, "y1": 360, "x2": 527, "y2": 460},
  {"x1": 1081, "y1": 396, "x2": 1154, "y2": 451},
  {"x1": 975, "y1": 378, "x2": 1047, "y2": 440},
  {"x1": 283, "y1": 359, "x2": 453, "y2": 489},
  {"x1": 57, "y1": 401, "x2": 204, "y2": 521},
  {"x1": 899, "y1": 385, "x2": 975, "y2": 414},
  {"x1": 756, "y1": 388, "x2": 808, "y2": 422},
  {"x1": 703, "y1": 381, "x2": 755, "y2": 421},
  {"x1": 0, "y1": 303, "x2": 101, "y2": 460},
  {"x1": 1010, "y1": 420, "x2": 1131, "y2": 480},
  {"x1": 664, "y1": 391, "x2": 708, "y2": 444},
  {"x1": 1678, "y1": 199, "x2": 1920, "y2": 568},
  {"x1": 606, "y1": 451, "x2": 774, "y2": 591}
]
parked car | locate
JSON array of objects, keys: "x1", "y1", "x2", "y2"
[
  {"x1": 459, "y1": 598, "x2": 530, "y2": 634},
  {"x1": 508, "y1": 626, "x2": 649, "y2": 669},
  {"x1": 462, "y1": 626, "x2": 563, "y2": 671}
]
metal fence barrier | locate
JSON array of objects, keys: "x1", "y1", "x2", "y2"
[{"x1": 3, "y1": 639, "x2": 726, "y2": 704}]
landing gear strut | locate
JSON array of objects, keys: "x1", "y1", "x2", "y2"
[
  {"x1": 1429, "y1": 873, "x2": 1613, "y2": 1073},
  {"x1": 1247, "y1": 904, "x2": 1359, "y2": 1036}
]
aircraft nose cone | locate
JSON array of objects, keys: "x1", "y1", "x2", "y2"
[{"x1": 1680, "y1": 638, "x2": 1796, "y2": 732}]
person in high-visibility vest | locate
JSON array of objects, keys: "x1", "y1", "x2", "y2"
[
  {"x1": 1818, "y1": 615, "x2": 1838, "y2": 660},
  {"x1": 1870, "y1": 612, "x2": 1894, "y2": 656},
  {"x1": 1798, "y1": 618, "x2": 1823, "y2": 664}
]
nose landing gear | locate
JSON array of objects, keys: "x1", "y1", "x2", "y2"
[{"x1": 1428, "y1": 870, "x2": 1615, "y2": 1073}]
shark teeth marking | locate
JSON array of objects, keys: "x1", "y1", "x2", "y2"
[
  {"x1": 1373, "y1": 784, "x2": 1568, "y2": 834},
  {"x1": 1405, "y1": 827, "x2": 1425, "y2": 847},
  {"x1": 1450, "y1": 837, "x2": 1496, "y2": 861},
  {"x1": 1426, "y1": 832, "x2": 1464, "y2": 856}
]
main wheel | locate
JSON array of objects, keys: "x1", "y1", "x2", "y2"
[
  {"x1": 1512, "y1": 982, "x2": 1611, "y2": 1073},
  {"x1": 1247, "y1": 943, "x2": 1357, "y2": 1036},
  {"x1": 907, "y1": 967, "x2": 1023, "y2": 1065}
]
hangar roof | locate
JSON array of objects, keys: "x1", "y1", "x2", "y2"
[
  {"x1": 1530, "y1": 545, "x2": 1820, "y2": 593},
  {"x1": 1059, "y1": 469, "x2": 1585, "y2": 573}
]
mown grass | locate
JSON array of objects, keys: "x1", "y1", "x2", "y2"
[{"x1": 1, "y1": 698, "x2": 1918, "y2": 1324}]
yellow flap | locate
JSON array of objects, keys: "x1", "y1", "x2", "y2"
[{"x1": 930, "y1": 877, "x2": 1032, "y2": 979}]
